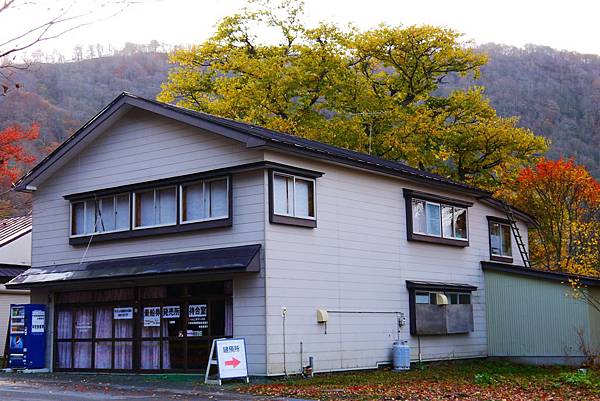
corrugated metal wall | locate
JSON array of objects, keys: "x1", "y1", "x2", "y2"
[{"x1": 485, "y1": 270, "x2": 591, "y2": 358}]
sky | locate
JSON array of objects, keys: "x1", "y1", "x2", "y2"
[{"x1": 3, "y1": 0, "x2": 600, "y2": 59}]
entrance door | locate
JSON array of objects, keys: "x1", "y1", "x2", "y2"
[{"x1": 55, "y1": 282, "x2": 232, "y2": 372}]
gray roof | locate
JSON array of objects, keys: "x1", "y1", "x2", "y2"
[
  {"x1": 13, "y1": 92, "x2": 490, "y2": 198},
  {"x1": 7, "y1": 244, "x2": 261, "y2": 288},
  {"x1": 0, "y1": 214, "x2": 31, "y2": 247}
]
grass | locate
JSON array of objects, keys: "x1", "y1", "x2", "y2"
[{"x1": 239, "y1": 360, "x2": 600, "y2": 400}]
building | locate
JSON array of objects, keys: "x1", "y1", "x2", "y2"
[
  {"x1": 0, "y1": 215, "x2": 32, "y2": 357},
  {"x1": 484, "y1": 263, "x2": 600, "y2": 365},
  {"x1": 7, "y1": 93, "x2": 532, "y2": 375}
]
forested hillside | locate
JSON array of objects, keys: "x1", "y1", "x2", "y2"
[
  {"x1": 2, "y1": 43, "x2": 600, "y2": 177},
  {"x1": 444, "y1": 44, "x2": 600, "y2": 178}
]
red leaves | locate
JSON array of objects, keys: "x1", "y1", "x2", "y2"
[
  {"x1": 0, "y1": 123, "x2": 38, "y2": 185},
  {"x1": 240, "y1": 363, "x2": 600, "y2": 401},
  {"x1": 516, "y1": 158, "x2": 600, "y2": 205},
  {"x1": 242, "y1": 379, "x2": 598, "y2": 401}
]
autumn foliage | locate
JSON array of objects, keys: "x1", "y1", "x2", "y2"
[
  {"x1": 0, "y1": 124, "x2": 38, "y2": 216},
  {"x1": 0, "y1": 124, "x2": 38, "y2": 184},
  {"x1": 508, "y1": 158, "x2": 600, "y2": 277}
]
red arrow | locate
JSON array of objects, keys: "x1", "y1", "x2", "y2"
[{"x1": 225, "y1": 357, "x2": 240, "y2": 368}]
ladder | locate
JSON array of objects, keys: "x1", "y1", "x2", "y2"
[{"x1": 501, "y1": 201, "x2": 531, "y2": 268}]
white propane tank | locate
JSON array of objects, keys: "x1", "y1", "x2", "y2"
[{"x1": 392, "y1": 340, "x2": 410, "y2": 371}]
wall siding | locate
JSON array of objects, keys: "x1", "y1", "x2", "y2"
[
  {"x1": 262, "y1": 151, "x2": 528, "y2": 375},
  {"x1": 0, "y1": 233, "x2": 31, "y2": 266},
  {"x1": 485, "y1": 270, "x2": 590, "y2": 359},
  {"x1": 29, "y1": 110, "x2": 268, "y2": 374}
]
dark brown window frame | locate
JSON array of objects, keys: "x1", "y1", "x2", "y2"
[
  {"x1": 487, "y1": 216, "x2": 514, "y2": 263},
  {"x1": 403, "y1": 189, "x2": 472, "y2": 247},
  {"x1": 65, "y1": 161, "x2": 323, "y2": 244},
  {"x1": 53, "y1": 282, "x2": 232, "y2": 373},
  {"x1": 68, "y1": 175, "x2": 232, "y2": 245},
  {"x1": 406, "y1": 281, "x2": 477, "y2": 336},
  {"x1": 268, "y1": 169, "x2": 319, "y2": 228}
]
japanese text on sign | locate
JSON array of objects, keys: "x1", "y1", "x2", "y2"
[
  {"x1": 188, "y1": 304, "x2": 207, "y2": 318},
  {"x1": 143, "y1": 306, "x2": 160, "y2": 327}
]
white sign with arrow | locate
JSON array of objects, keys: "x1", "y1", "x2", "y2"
[{"x1": 205, "y1": 338, "x2": 249, "y2": 384}]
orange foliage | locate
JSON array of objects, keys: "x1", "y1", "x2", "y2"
[
  {"x1": 511, "y1": 158, "x2": 600, "y2": 276},
  {"x1": 0, "y1": 124, "x2": 39, "y2": 185}
]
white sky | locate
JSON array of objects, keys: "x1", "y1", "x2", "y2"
[{"x1": 4, "y1": 0, "x2": 600, "y2": 58}]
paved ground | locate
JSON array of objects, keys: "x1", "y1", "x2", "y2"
[{"x1": 0, "y1": 373, "x2": 303, "y2": 401}]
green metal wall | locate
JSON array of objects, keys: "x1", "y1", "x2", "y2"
[{"x1": 485, "y1": 270, "x2": 592, "y2": 358}]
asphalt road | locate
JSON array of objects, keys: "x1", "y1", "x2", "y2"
[{"x1": 0, "y1": 375, "x2": 295, "y2": 401}]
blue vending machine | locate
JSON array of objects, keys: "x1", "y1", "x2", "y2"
[{"x1": 8, "y1": 304, "x2": 46, "y2": 369}]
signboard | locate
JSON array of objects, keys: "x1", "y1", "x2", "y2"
[
  {"x1": 143, "y1": 306, "x2": 160, "y2": 327},
  {"x1": 215, "y1": 338, "x2": 248, "y2": 379},
  {"x1": 113, "y1": 307, "x2": 133, "y2": 320},
  {"x1": 31, "y1": 310, "x2": 45, "y2": 333},
  {"x1": 188, "y1": 304, "x2": 207, "y2": 318},
  {"x1": 162, "y1": 306, "x2": 180, "y2": 318}
]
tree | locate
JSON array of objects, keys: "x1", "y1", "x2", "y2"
[
  {"x1": 507, "y1": 158, "x2": 600, "y2": 277},
  {"x1": 159, "y1": 0, "x2": 547, "y2": 190},
  {"x1": 0, "y1": 124, "x2": 38, "y2": 217}
]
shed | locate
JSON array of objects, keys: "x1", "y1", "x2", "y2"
[{"x1": 483, "y1": 262, "x2": 600, "y2": 365}]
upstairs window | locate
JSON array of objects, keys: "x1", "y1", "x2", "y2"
[
  {"x1": 412, "y1": 199, "x2": 468, "y2": 240},
  {"x1": 489, "y1": 218, "x2": 513, "y2": 261},
  {"x1": 180, "y1": 177, "x2": 229, "y2": 223},
  {"x1": 71, "y1": 194, "x2": 129, "y2": 236},
  {"x1": 270, "y1": 172, "x2": 316, "y2": 227},
  {"x1": 134, "y1": 187, "x2": 177, "y2": 229}
]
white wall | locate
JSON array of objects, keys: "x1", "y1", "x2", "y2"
[
  {"x1": 262, "y1": 150, "x2": 529, "y2": 375},
  {"x1": 29, "y1": 109, "x2": 268, "y2": 374},
  {"x1": 0, "y1": 232, "x2": 31, "y2": 266}
]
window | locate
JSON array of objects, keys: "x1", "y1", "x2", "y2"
[
  {"x1": 414, "y1": 291, "x2": 471, "y2": 305},
  {"x1": 270, "y1": 172, "x2": 316, "y2": 227},
  {"x1": 180, "y1": 178, "x2": 229, "y2": 223},
  {"x1": 412, "y1": 199, "x2": 468, "y2": 240},
  {"x1": 407, "y1": 281, "x2": 476, "y2": 336},
  {"x1": 71, "y1": 194, "x2": 130, "y2": 236},
  {"x1": 273, "y1": 173, "x2": 315, "y2": 219},
  {"x1": 134, "y1": 187, "x2": 177, "y2": 229},
  {"x1": 489, "y1": 219, "x2": 512, "y2": 260}
]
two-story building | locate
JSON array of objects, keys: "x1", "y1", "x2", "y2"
[{"x1": 8, "y1": 93, "x2": 531, "y2": 375}]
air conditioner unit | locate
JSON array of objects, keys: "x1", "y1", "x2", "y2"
[{"x1": 434, "y1": 293, "x2": 449, "y2": 305}]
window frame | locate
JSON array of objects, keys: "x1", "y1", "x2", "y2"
[
  {"x1": 179, "y1": 177, "x2": 230, "y2": 225},
  {"x1": 415, "y1": 290, "x2": 471, "y2": 305},
  {"x1": 406, "y1": 281, "x2": 477, "y2": 336},
  {"x1": 67, "y1": 175, "x2": 233, "y2": 246},
  {"x1": 70, "y1": 193, "x2": 131, "y2": 238},
  {"x1": 487, "y1": 216, "x2": 514, "y2": 263},
  {"x1": 404, "y1": 189, "x2": 472, "y2": 247},
  {"x1": 269, "y1": 170, "x2": 317, "y2": 228},
  {"x1": 132, "y1": 186, "x2": 178, "y2": 230}
]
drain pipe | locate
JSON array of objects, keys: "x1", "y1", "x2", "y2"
[
  {"x1": 417, "y1": 335, "x2": 422, "y2": 363},
  {"x1": 282, "y1": 307, "x2": 288, "y2": 376},
  {"x1": 300, "y1": 341, "x2": 303, "y2": 375}
]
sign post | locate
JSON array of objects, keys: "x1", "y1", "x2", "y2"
[{"x1": 204, "y1": 338, "x2": 249, "y2": 385}]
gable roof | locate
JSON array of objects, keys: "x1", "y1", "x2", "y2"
[
  {"x1": 0, "y1": 214, "x2": 32, "y2": 247},
  {"x1": 11, "y1": 93, "x2": 533, "y2": 223},
  {"x1": 13, "y1": 92, "x2": 490, "y2": 196}
]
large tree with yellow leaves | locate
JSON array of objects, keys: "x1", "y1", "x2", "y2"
[{"x1": 159, "y1": 0, "x2": 547, "y2": 190}]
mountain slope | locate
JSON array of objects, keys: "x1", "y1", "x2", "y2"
[{"x1": 2, "y1": 44, "x2": 600, "y2": 177}]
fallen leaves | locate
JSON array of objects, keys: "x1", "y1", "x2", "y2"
[{"x1": 240, "y1": 362, "x2": 600, "y2": 401}]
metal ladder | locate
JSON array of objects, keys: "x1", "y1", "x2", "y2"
[{"x1": 501, "y1": 201, "x2": 531, "y2": 268}]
